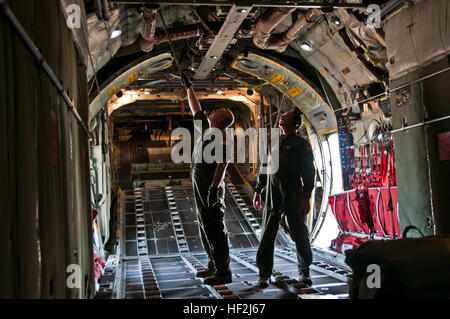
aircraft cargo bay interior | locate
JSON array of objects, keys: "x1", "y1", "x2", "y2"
[{"x1": 1, "y1": 0, "x2": 449, "y2": 302}]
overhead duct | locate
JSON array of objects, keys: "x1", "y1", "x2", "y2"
[
  {"x1": 253, "y1": 8, "x2": 322, "y2": 53},
  {"x1": 87, "y1": 7, "x2": 124, "y2": 80},
  {"x1": 140, "y1": 9, "x2": 202, "y2": 53},
  {"x1": 140, "y1": 6, "x2": 159, "y2": 52},
  {"x1": 101, "y1": 0, "x2": 109, "y2": 21},
  {"x1": 155, "y1": 24, "x2": 202, "y2": 45},
  {"x1": 277, "y1": 9, "x2": 323, "y2": 52},
  {"x1": 253, "y1": 7, "x2": 296, "y2": 50},
  {"x1": 95, "y1": 0, "x2": 103, "y2": 20}
]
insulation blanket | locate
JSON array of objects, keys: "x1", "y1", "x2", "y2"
[{"x1": 384, "y1": 0, "x2": 450, "y2": 79}]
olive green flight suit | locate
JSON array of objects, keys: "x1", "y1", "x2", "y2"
[{"x1": 254, "y1": 133, "x2": 315, "y2": 278}]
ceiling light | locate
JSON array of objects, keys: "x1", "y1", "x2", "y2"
[
  {"x1": 143, "y1": 91, "x2": 151, "y2": 95},
  {"x1": 237, "y1": 9, "x2": 247, "y2": 13},
  {"x1": 300, "y1": 42, "x2": 313, "y2": 52},
  {"x1": 110, "y1": 28, "x2": 122, "y2": 39},
  {"x1": 210, "y1": 56, "x2": 218, "y2": 59},
  {"x1": 216, "y1": 89, "x2": 224, "y2": 95},
  {"x1": 332, "y1": 16, "x2": 341, "y2": 26}
]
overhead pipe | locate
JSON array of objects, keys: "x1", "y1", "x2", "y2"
[
  {"x1": 253, "y1": 7, "x2": 322, "y2": 53},
  {"x1": 140, "y1": 5, "x2": 159, "y2": 52},
  {"x1": 154, "y1": 24, "x2": 202, "y2": 45},
  {"x1": 101, "y1": 0, "x2": 110, "y2": 21},
  {"x1": 111, "y1": 1, "x2": 367, "y2": 10},
  {"x1": 253, "y1": 7, "x2": 296, "y2": 50},
  {"x1": 275, "y1": 8, "x2": 322, "y2": 52},
  {"x1": 95, "y1": 0, "x2": 103, "y2": 20},
  {"x1": 141, "y1": 23, "x2": 202, "y2": 53}
]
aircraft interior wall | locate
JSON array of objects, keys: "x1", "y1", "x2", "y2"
[
  {"x1": 0, "y1": 0, "x2": 94, "y2": 299},
  {"x1": 390, "y1": 60, "x2": 450, "y2": 237}
]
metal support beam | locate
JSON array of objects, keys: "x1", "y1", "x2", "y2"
[
  {"x1": 380, "y1": 0, "x2": 408, "y2": 18},
  {"x1": 110, "y1": 1, "x2": 367, "y2": 9},
  {"x1": 194, "y1": 4, "x2": 252, "y2": 80}
]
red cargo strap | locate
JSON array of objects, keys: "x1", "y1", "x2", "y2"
[
  {"x1": 347, "y1": 192, "x2": 365, "y2": 233},
  {"x1": 329, "y1": 196, "x2": 345, "y2": 234},
  {"x1": 330, "y1": 234, "x2": 370, "y2": 253},
  {"x1": 389, "y1": 140, "x2": 397, "y2": 187},
  {"x1": 368, "y1": 187, "x2": 400, "y2": 238},
  {"x1": 375, "y1": 188, "x2": 388, "y2": 237},
  {"x1": 381, "y1": 142, "x2": 389, "y2": 186},
  {"x1": 351, "y1": 148, "x2": 357, "y2": 188}
]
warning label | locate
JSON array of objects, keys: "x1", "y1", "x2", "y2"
[
  {"x1": 288, "y1": 86, "x2": 303, "y2": 98},
  {"x1": 269, "y1": 73, "x2": 285, "y2": 85},
  {"x1": 127, "y1": 72, "x2": 138, "y2": 85}
]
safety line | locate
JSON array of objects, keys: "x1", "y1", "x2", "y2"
[
  {"x1": 333, "y1": 67, "x2": 450, "y2": 114},
  {"x1": 391, "y1": 115, "x2": 450, "y2": 134}
]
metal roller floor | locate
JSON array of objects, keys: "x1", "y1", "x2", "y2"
[{"x1": 96, "y1": 180, "x2": 351, "y2": 300}]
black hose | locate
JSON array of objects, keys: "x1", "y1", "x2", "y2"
[
  {"x1": 95, "y1": 0, "x2": 103, "y2": 20},
  {"x1": 158, "y1": 9, "x2": 184, "y2": 79},
  {"x1": 101, "y1": 0, "x2": 109, "y2": 21}
]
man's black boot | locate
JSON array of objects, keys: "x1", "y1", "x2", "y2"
[
  {"x1": 257, "y1": 275, "x2": 270, "y2": 289},
  {"x1": 203, "y1": 273, "x2": 232, "y2": 286},
  {"x1": 301, "y1": 269, "x2": 313, "y2": 286},
  {"x1": 196, "y1": 268, "x2": 215, "y2": 278}
]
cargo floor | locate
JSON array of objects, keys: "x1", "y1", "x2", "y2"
[{"x1": 95, "y1": 184, "x2": 351, "y2": 300}]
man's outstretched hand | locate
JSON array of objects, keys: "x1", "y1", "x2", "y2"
[{"x1": 180, "y1": 72, "x2": 192, "y2": 89}]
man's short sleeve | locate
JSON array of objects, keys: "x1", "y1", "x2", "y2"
[{"x1": 193, "y1": 111, "x2": 209, "y2": 136}]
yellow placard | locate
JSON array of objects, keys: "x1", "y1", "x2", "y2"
[
  {"x1": 269, "y1": 73, "x2": 285, "y2": 84},
  {"x1": 108, "y1": 86, "x2": 118, "y2": 97},
  {"x1": 342, "y1": 67, "x2": 351, "y2": 75},
  {"x1": 288, "y1": 86, "x2": 303, "y2": 98},
  {"x1": 126, "y1": 72, "x2": 138, "y2": 85}
]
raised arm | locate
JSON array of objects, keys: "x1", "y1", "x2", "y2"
[
  {"x1": 181, "y1": 73, "x2": 202, "y2": 116},
  {"x1": 187, "y1": 87, "x2": 202, "y2": 116}
]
